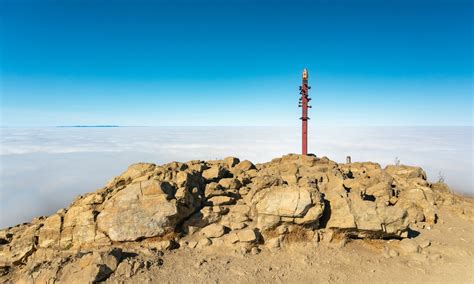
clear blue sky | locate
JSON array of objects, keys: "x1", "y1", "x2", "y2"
[{"x1": 0, "y1": 0, "x2": 472, "y2": 126}]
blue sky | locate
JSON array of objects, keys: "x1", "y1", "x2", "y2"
[{"x1": 0, "y1": 0, "x2": 472, "y2": 126}]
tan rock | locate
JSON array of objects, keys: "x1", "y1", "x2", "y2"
[
  {"x1": 202, "y1": 166, "x2": 227, "y2": 181},
  {"x1": 257, "y1": 215, "x2": 281, "y2": 231},
  {"x1": 254, "y1": 185, "x2": 315, "y2": 218},
  {"x1": 223, "y1": 232, "x2": 240, "y2": 245},
  {"x1": 4, "y1": 224, "x2": 39, "y2": 266},
  {"x1": 107, "y1": 163, "x2": 156, "y2": 187},
  {"x1": 249, "y1": 175, "x2": 285, "y2": 191},
  {"x1": 183, "y1": 207, "x2": 222, "y2": 229},
  {"x1": 188, "y1": 162, "x2": 206, "y2": 173},
  {"x1": 176, "y1": 171, "x2": 190, "y2": 187},
  {"x1": 230, "y1": 204, "x2": 251, "y2": 215},
  {"x1": 322, "y1": 178, "x2": 409, "y2": 238},
  {"x1": 294, "y1": 204, "x2": 325, "y2": 225},
  {"x1": 60, "y1": 205, "x2": 97, "y2": 248},
  {"x1": 237, "y1": 229, "x2": 257, "y2": 243},
  {"x1": 201, "y1": 224, "x2": 226, "y2": 238},
  {"x1": 396, "y1": 187, "x2": 437, "y2": 224},
  {"x1": 219, "y1": 178, "x2": 242, "y2": 189},
  {"x1": 81, "y1": 193, "x2": 105, "y2": 205},
  {"x1": 38, "y1": 214, "x2": 62, "y2": 248},
  {"x1": 229, "y1": 222, "x2": 247, "y2": 230},
  {"x1": 204, "y1": 182, "x2": 224, "y2": 198},
  {"x1": 212, "y1": 206, "x2": 229, "y2": 214},
  {"x1": 431, "y1": 182, "x2": 455, "y2": 205},
  {"x1": 0, "y1": 230, "x2": 10, "y2": 244},
  {"x1": 385, "y1": 165, "x2": 427, "y2": 180},
  {"x1": 224, "y1": 157, "x2": 240, "y2": 168},
  {"x1": 115, "y1": 260, "x2": 134, "y2": 278},
  {"x1": 148, "y1": 240, "x2": 174, "y2": 251},
  {"x1": 97, "y1": 180, "x2": 200, "y2": 241},
  {"x1": 58, "y1": 249, "x2": 122, "y2": 282},
  {"x1": 235, "y1": 160, "x2": 256, "y2": 171}
]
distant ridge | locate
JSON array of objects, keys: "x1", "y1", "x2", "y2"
[{"x1": 56, "y1": 125, "x2": 120, "y2": 128}]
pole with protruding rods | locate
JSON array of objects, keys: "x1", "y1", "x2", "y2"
[{"x1": 298, "y1": 68, "x2": 311, "y2": 155}]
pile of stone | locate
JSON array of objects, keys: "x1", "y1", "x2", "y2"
[{"x1": 0, "y1": 154, "x2": 454, "y2": 282}]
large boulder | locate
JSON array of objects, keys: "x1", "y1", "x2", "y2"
[
  {"x1": 97, "y1": 179, "x2": 201, "y2": 242},
  {"x1": 250, "y1": 184, "x2": 325, "y2": 230},
  {"x1": 255, "y1": 185, "x2": 317, "y2": 218}
]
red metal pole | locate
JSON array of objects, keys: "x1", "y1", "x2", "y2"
[{"x1": 299, "y1": 68, "x2": 311, "y2": 155}]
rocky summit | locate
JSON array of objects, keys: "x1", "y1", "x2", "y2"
[{"x1": 0, "y1": 154, "x2": 471, "y2": 283}]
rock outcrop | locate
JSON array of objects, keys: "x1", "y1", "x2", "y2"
[{"x1": 0, "y1": 154, "x2": 458, "y2": 282}]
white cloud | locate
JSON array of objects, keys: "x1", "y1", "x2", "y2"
[{"x1": 0, "y1": 126, "x2": 472, "y2": 228}]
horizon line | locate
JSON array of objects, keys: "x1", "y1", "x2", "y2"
[{"x1": 0, "y1": 124, "x2": 472, "y2": 128}]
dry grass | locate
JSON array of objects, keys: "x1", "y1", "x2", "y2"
[{"x1": 284, "y1": 227, "x2": 314, "y2": 243}]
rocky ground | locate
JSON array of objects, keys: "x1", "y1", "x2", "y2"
[{"x1": 0, "y1": 154, "x2": 473, "y2": 283}]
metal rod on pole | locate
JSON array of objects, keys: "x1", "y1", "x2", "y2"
[{"x1": 299, "y1": 68, "x2": 311, "y2": 155}]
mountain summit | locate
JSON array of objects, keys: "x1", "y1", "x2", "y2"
[{"x1": 1, "y1": 154, "x2": 472, "y2": 282}]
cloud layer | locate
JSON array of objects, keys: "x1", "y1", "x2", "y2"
[{"x1": 0, "y1": 126, "x2": 472, "y2": 228}]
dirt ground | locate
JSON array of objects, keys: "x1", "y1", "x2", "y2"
[{"x1": 105, "y1": 204, "x2": 473, "y2": 284}]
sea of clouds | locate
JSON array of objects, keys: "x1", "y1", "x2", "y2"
[{"x1": 0, "y1": 126, "x2": 472, "y2": 228}]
